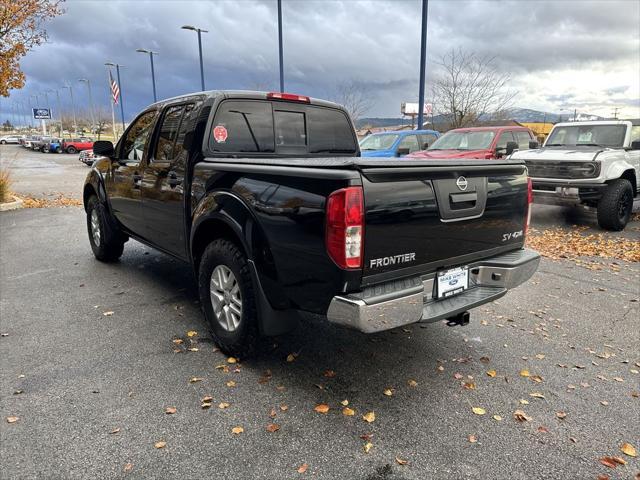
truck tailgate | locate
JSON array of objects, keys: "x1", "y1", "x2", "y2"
[{"x1": 359, "y1": 161, "x2": 528, "y2": 286}]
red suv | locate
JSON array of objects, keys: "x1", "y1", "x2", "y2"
[
  {"x1": 407, "y1": 126, "x2": 536, "y2": 160},
  {"x1": 62, "y1": 137, "x2": 94, "y2": 154}
]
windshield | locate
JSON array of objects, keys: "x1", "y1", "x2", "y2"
[
  {"x1": 546, "y1": 125, "x2": 626, "y2": 148},
  {"x1": 428, "y1": 131, "x2": 495, "y2": 150},
  {"x1": 359, "y1": 133, "x2": 399, "y2": 151}
]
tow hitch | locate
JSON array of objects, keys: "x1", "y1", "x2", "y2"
[{"x1": 446, "y1": 311, "x2": 470, "y2": 326}]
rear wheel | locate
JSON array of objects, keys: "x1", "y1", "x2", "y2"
[
  {"x1": 597, "y1": 179, "x2": 634, "y2": 231},
  {"x1": 86, "y1": 196, "x2": 125, "y2": 261},
  {"x1": 198, "y1": 239, "x2": 259, "y2": 358},
  {"x1": 66, "y1": 146, "x2": 77, "y2": 154}
]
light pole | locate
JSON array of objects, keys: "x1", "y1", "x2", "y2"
[
  {"x1": 79, "y1": 79, "x2": 96, "y2": 132},
  {"x1": 181, "y1": 25, "x2": 208, "y2": 91},
  {"x1": 105, "y1": 62, "x2": 126, "y2": 131},
  {"x1": 47, "y1": 88, "x2": 63, "y2": 137},
  {"x1": 42, "y1": 90, "x2": 52, "y2": 135},
  {"x1": 62, "y1": 85, "x2": 78, "y2": 134},
  {"x1": 30, "y1": 94, "x2": 41, "y2": 133},
  {"x1": 277, "y1": 0, "x2": 284, "y2": 92},
  {"x1": 136, "y1": 48, "x2": 158, "y2": 102},
  {"x1": 416, "y1": 0, "x2": 429, "y2": 131}
]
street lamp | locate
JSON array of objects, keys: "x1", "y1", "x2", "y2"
[
  {"x1": 62, "y1": 84, "x2": 78, "y2": 134},
  {"x1": 78, "y1": 78, "x2": 96, "y2": 132},
  {"x1": 181, "y1": 25, "x2": 208, "y2": 91},
  {"x1": 416, "y1": 0, "x2": 429, "y2": 131},
  {"x1": 47, "y1": 88, "x2": 64, "y2": 137},
  {"x1": 105, "y1": 62, "x2": 126, "y2": 131},
  {"x1": 136, "y1": 48, "x2": 158, "y2": 102},
  {"x1": 277, "y1": 0, "x2": 284, "y2": 93}
]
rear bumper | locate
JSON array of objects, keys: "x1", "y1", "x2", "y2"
[{"x1": 326, "y1": 248, "x2": 540, "y2": 333}]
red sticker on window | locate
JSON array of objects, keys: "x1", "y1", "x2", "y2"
[{"x1": 213, "y1": 125, "x2": 228, "y2": 143}]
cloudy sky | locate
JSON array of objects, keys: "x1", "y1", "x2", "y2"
[{"x1": 2, "y1": 0, "x2": 639, "y2": 124}]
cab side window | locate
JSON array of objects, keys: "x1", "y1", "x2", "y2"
[
  {"x1": 496, "y1": 131, "x2": 515, "y2": 153},
  {"x1": 121, "y1": 110, "x2": 158, "y2": 161},
  {"x1": 630, "y1": 125, "x2": 640, "y2": 143},
  {"x1": 173, "y1": 102, "x2": 202, "y2": 166},
  {"x1": 398, "y1": 135, "x2": 420, "y2": 154},
  {"x1": 515, "y1": 131, "x2": 532, "y2": 150},
  {"x1": 419, "y1": 133, "x2": 437, "y2": 150},
  {"x1": 155, "y1": 105, "x2": 184, "y2": 162}
]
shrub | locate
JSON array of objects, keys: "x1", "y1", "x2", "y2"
[{"x1": 0, "y1": 168, "x2": 12, "y2": 203}]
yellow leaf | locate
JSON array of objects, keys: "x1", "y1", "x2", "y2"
[
  {"x1": 519, "y1": 399, "x2": 529, "y2": 405},
  {"x1": 535, "y1": 354, "x2": 545, "y2": 360},
  {"x1": 493, "y1": 415, "x2": 502, "y2": 421},
  {"x1": 520, "y1": 369, "x2": 530, "y2": 377},
  {"x1": 218, "y1": 402, "x2": 230, "y2": 409},
  {"x1": 314, "y1": 403, "x2": 330, "y2": 414},
  {"x1": 201, "y1": 402, "x2": 212, "y2": 409},
  {"x1": 486, "y1": 370, "x2": 497, "y2": 377},
  {"x1": 172, "y1": 338, "x2": 183, "y2": 344},
  {"x1": 363, "y1": 441, "x2": 373, "y2": 453},
  {"x1": 342, "y1": 407, "x2": 355, "y2": 416},
  {"x1": 407, "y1": 379, "x2": 418, "y2": 387},
  {"x1": 6, "y1": 416, "x2": 19, "y2": 423},
  {"x1": 286, "y1": 353, "x2": 297, "y2": 362},
  {"x1": 187, "y1": 347, "x2": 199, "y2": 352},
  {"x1": 340, "y1": 399, "x2": 349, "y2": 406},
  {"x1": 280, "y1": 404, "x2": 289, "y2": 412},
  {"x1": 463, "y1": 382, "x2": 476, "y2": 390},
  {"x1": 154, "y1": 441, "x2": 166, "y2": 449},
  {"x1": 226, "y1": 380, "x2": 236, "y2": 387},
  {"x1": 513, "y1": 410, "x2": 531, "y2": 422},
  {"x1": 189, "y1": 377, "x2": 204, "y2": 383},
  {"x1": 164, "y1": 406, "x2": 177, "y2": 414},
  {"x1": 227, "y1": 357, "x2": 237, "y2": 364},
  {"x1": 621, "y1": 442, "x2": 637, "y2": 457},
  {"x1": 231, "y1": 426, "x2": 244, "y2": 434},
  {"x1": 103, "y1": 311, "x2": 114, "y2": 316},
  {"x1": 186, "y1": 330, "x2": 198, "y2": 337},
  {"x1": 395, "y1": 456, "x2": 408, "y2": 465},
  {"x1": 362, "y1": 411, "x2": 376, "y2": 423},
  {"x1": 472, "y1": 407, "x2": 486, "y2": 415},
  {"x1": 529, "y1": 392, "x2": 545, "y2": 399},
  {"x1": 383, "y1": 388, "x2": 394, "y2": 397},
  {"x1": 297, "y1": 463, "x2": 308, "y2": 474},
  {"x1": 201, "y1": 395, "x2": 213, "y2": 403}
]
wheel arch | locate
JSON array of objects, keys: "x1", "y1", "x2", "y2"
[{"x1": 619, "y1": 169, "x2": 637, "y2": 194}]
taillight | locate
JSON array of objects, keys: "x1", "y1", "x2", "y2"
[
  {"x1": 267, "y1": 92, "x2": 311, "y2": 103},
  {"x1": 326, "y1": 187, "x2": 364, "y2": 269},
  {"x1": 524, "y1": 177, "x2": 533, "y2": 236}
]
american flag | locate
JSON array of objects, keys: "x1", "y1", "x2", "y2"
[{"x1": 109, "y1": 70, "x2": 120, "y2": 105}]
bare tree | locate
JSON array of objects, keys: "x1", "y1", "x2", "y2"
[
  {"x1": 431, "y1": 48, "x2": 517, "y2": 129},
  {"x1": 331, "y1": 80, "x2": 373, "y2": 124},
  {"x1": 92, "y1": 105, "x2": 111, "y2": 140}
]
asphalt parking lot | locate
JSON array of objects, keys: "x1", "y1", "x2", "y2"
[{"x1": 1, "y1": 145, "x2": 639, "y2": 479}]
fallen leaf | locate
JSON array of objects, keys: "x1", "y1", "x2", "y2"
[
  {"x1": 487, "y1": 370, "x2": 497, "y2": 378},
  {"x1": 280, "y1": 404, "x2": 289, "y2": 412},
  {"x1": 218, "y1": 402, "x2": 230, "y2": 409},
  {"x1": 519, "y1": 399, "x2": 530, "y2": 405},
  {"x1": 597, "y1": 475, "x2": 609, "y2": 480},
  {"x1": 535, "y1": 354, "x2": 545, "y2": 359},
  {"x1": 103, "y1": 311, "x2": 114, "y2": 316},
  {"x1": 600, "y1": 400, "x2": 609, "y2": 406},
  {"x1": 454, "y1": 373, "x2": 463, "y2": 380},
  {"x1": 165, "y1": 406, "x2": 177, "y2": 414},
  {"x1": 123, "y1": 462, "x2": 133, "y2": 473},
  {"x1": 362, "y1": 411, "x2": 376, "y2": 423},
  {"x1": 463, "y1": 381, "x2": 476, "y2": 390},
  {"x1": 6, "y1": 416, "x2": 19, "y2": 423},
  {"x1": 314, "y1": 403, "x2": 330, "y2": 414},
  {"x1": 468, "y1": 434, "x2": 478, "y2": 443},
  {"x1": 286, "y1": 353, "x2": 298, "y2": 363},
  {"x1": 493, "y1": 415, "x2": 502, "y2": 421},
  {"x1": 363, "y1": 442, "x2": 373, "y2": 453},
  {"x1": 172, "y1": 338, "x2": 183, "y2": 344},
  {"x1": 437, "y1": 365, "x2": 445, "y2": 372},
  {"x1": 360, "y1": 433, "x2": 373, "y2": 441},
  {"x1": 520, "y1": 369, "x2": 530, "y2": 377},
  {"x1": 383, "y1": 388, "x2": 394, "y2": 397},
  {"x1": 231, "y1": 426, "x2": 244, "y2": 434},
  {"x1": 479, "y1": 356, "x2": 490, "y2": 363},
  {"x1": 621, "y1": 442, "x2": 637, "y2": 457},
  {"x1": 514, "y1": 410, "x2": 531, "y2": 422},
  {"x1": 266, "y1": 423, "x2": 280, "y2": 433},
  {"x1": 613, "y1": 377, "x2": 624, "y2": 382},
  {"x1": 556, "y1": 411, "x2": 567, "y2": 420},
  {"x1": 269, "y1": 408, "x2": 277, "y2": 418},
  {"x1": 154, "y1": 441, "x2": 166, "y2": 449},
  {"x1": 342, "y1": 407, "x2": 355, "y2": 416},
  {"x1": 13, "y1": 390, "x2": 23, "y2": 395},
  {"x1": 472, "y1": 407, "x2": 486, "y2": 416},
  {"x1": 340, "y1": 400, "x2": 349, "y2": 406},
  {"x1": 227, "y1": 357, "x2": 237, "y2": 364},
  {"x1": 201, "y1": 402, "x2": 212, "y2": 409},
  {"x1": 226, "y1": 380, "x2": 236, "y2": 387},
  {"x1": 537, "y1": 426, "x2": 549, "y2": 433},
  {"x1": 110, "y1": 427, "x2": 121, "y2": 434},
  {"x1": 297, "y1": 463, "x2": 308, "y2": 474},
  {"x1": 189, "y1": 377, "x2": 204, "y2": 383},
  {"x1": 408, "y1": 379, "x2": 418, "y2": 387},
  {"x1": 395, "y1": 456, "x2": 408, "y2": 465},
  {"x1": 531, "y1": 375, "x2": 544, "y2": 383},
  {"x1": 186, "y1": 330, "x2": 198, "y2": 337},
  {"x1": 323, "y1": 370, "x2": 336, "y2": 378},
  {"x1": 529, "y1": 392, "x2": 545, "y2": 399}
]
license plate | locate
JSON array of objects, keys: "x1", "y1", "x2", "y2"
[{"x1": 437, "y1": 266, "x2": 469, "y2": 299}]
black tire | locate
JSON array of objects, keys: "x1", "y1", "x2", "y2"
[
  {"x1": 55, "y1": 147, "x2": 62, "y2": 153},
  {"x1": 66, "y1": 146, "x2": 77, "y2": 154},
  {"x1": 597, "y1": 179, "x2": 634, "y2": 231},
  {"x1": 198, "y1": 239, "x2": 259, "y2": 358},
  {"x1": 86, "y1": 196, "x2": 125, "y2": 262},
  {"x1": 0, "y1": 140, "x2": 6, "y2": 144}
]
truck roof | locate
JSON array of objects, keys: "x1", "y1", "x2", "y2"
[
  {"x1": 447, "y1": 126, "x2": 531, "y2": 133},
  {"x1": 552, "y1": 120, "x2": 633, "y2": 128}
]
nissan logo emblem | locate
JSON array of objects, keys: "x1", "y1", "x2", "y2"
[{"x1": 456, "y1": 176, "x2": 468, "y2": 191}]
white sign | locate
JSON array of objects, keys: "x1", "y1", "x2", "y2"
[{"x1": 401, "y1": 102, "x2": 432, "y2": 115}]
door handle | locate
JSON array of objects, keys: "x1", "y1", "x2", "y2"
[
  {"x1": 449, "y1": 192, "x2": 477, "y2": 203},
  {"x1": 167, "y1": 171, "x2": 180, "y2": 188}
]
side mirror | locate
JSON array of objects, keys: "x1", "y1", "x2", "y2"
[
  {"x1": 397, "y1": 147, "x2": 410, "y2": 156},
  {"x1": 505, "y1": 141, "x2": 518, "y2": 156},
  {"x1": 422, "y1": 143, "x2": 429, "y2": 149},
  {"x1": 529, "y1": 140, "x2": 539, "y2": 149},
  {"x1": 92, "y1": 140, "x2": 114, "y2": 157},
  {"x1": 631, "y1": 140, "x2": 640, "y2": 150}
]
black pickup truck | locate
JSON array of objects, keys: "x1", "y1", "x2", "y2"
[{"x1": 84, "y1": 91, "x2": 540, "y2": 356}]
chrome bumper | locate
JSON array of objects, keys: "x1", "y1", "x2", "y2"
[{"x1": 326, "y1": 248, "x2": 540, "y2": 333}]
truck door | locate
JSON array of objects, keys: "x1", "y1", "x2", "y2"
[
  {"x1": 107, "y1": 109, "x2": 158, "y2": 234},
  {"x1": 140, "y1": 102, "x2": 200, "y2": 258}
]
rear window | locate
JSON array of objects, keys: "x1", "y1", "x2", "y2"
[{"x1": 208, "y1": 100, "x2": 356, "y2": 156}]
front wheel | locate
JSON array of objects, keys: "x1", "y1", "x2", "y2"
[
  {"x1": 597, "y1": 179, "x2": 634, "y2": 231},
  {"x1": 86, "y1": 196, "x2": 125, "y2": 261},
  {"x1": 198, "y1": 239, "x2": 260, "y2": 358},
  {"x1": 0, "y1": 140, "x2": 6, "y2": 144},
  {"x1": 66, "y1": 146, "x2": 77, "y2": 154}
]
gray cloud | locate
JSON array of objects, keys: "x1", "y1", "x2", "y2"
[{"x1": 2, "y1": 0, "x2": 639, "y2": 122}]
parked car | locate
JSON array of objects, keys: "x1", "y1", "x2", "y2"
[
  {"x1": 31, "y1": 136, "x2": 52, "y2": 151},
  {"x1": 79, "y1": 149, "x2": 97, "y2": 165},
  {"x1": 359, "y1": 129, "x2": 440, "y2": 157},
  {"x1": 83, "y1": 91, "x2": 539, "y2": 357},
  {"x1": 63, "y1": 137, "x2": 93, "y2": 154},
  {"x1": 510, "y1": 120, "x2": 640, "y2": 231},
  {"x1": 0, "y1": 135, "x2": 21, "y2": 144},
  {"x1": 407, "y1": 126, "x2": 536, "y2": 160},
  {"x1": 45, "y1": 138, "x2": 63, "y2": 153}
]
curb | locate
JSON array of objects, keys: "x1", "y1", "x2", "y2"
[{"x1": 0, "y1": 196, "x2": 24, "y2": 212}]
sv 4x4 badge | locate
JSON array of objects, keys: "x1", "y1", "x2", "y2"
[{"x1": 502, "y1": 230, "x2": 523, "y2": 242}]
